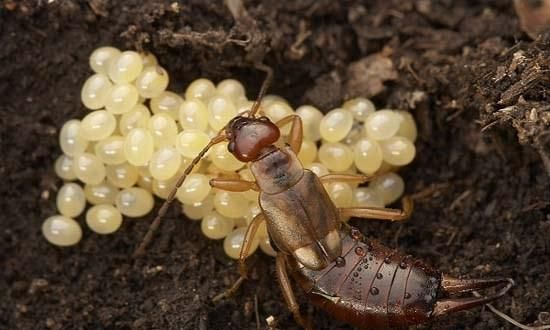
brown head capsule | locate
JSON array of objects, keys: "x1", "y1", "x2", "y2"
[{"x1": 225, "y1": 116, "x2": 280, "y2": 162}]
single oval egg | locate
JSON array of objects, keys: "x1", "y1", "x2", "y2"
[
  {"x1": 149, "y1": 146, "x2": 181, "y2": 180},
  {"x1": 42, "y1": 215, "x2": 82, "y2": 246},
  {"x1": 179, "y1": 98, "x2": 209, "y2": 132},
  {"x1": 94, "y1": 135, "x2": 126, "y2": 165},
  {"x1": 319, "y1": 108, "x2": 354, "y2": 142},
  {"x1": 123, "y1": 128, "x2": 154, "y2": 166},
  {"x1": 108, "y1": 50, "x2": 143, "y2": 83},
  {"x1": 343, "y1": 97, "x2": 376, "y2": 122},
  {"x1": 73, "y1": 152, "x2": 106, "y2": 185},
  {"x1": 150, "y1": 91, "x2": 182, "y2": 120},
  {"x1": 370, "y1": 173, "x2": 405, "y2": 205},
  {"x1": 148, "y1": 113, "x2": 178, "y2": 148},
  {"x1": 80, "y1": 110, "x2": 116, "y2": 141},
  {"x1": 208, "y1": 95, "x2": 237, "y2": 131},
  {"x1": 185, "y1": 78, "x2": 216, "y2": 101},
  {"x1": 104, "y1": 83, "x2": 139, "y2": 114},
  {"x1": 353, "y1": 137, "x2": 383, "y2": 175},
  {"x1": 183, "y1": 194, "x2": 214, "y2": 220},
  {"x1": 56, "y1": 182, "x2": 86, "y2": 218},
  {"x1": 59, "y1": 120, "x2": 89, "y2": 157},
  {"x1": 364, "y1": 110, "x2": 400, "y2": 141},
  {"x1": 175, "y1": 173, "x2": 211, "y2": 204},
  {"x1": 201, "y1": 210, "x2": 235, "y2": 240},
  {"x1": 115, "y1": 187, "x2": 154, "y2": 218},
  {"x1": 84, "y1": 181, "x2": 119, "y2": 205},
  {"x1": 318, "y1": 142, "x2": 353, "y2": 172},
  {"x1": 223, "y1": 227, "x2": 259, "y2": 259},
  {"x1": 176, "y1": 130, "x2": 210, "y2": 159},
  {"x1": 379, "y1": 136, "x2": 416, "y2": 166},
  {"x1": 54, "y1": 154, "x2": 77, "y2": 181},
  {"x1": 214, "y1": 190, "x2": 248, "y2": 219},
  {"x1": 119, "y1": 104, "x2": 151, "y2": 136},
  {"x1": 296, "y1": 105, "x2": 323, "y2": 141},
  {"x1": 86, "y1": 204, "x2": 123, "y2": 234},
  {"x1": 89, "y1": 46, "x2": 121, "y2": 74},
  {"x1": 81, "y1": 73, "x2": 113, "y2": 110},
  {"x1": 106, "y1": 162, "x2": 139, "y2": 188},
  {"x1": 135, "y1": 65, "x2": 169, "y2": 98}
]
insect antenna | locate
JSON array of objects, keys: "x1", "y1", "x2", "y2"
[
  {"x1": 133, "y1": 133, "x2": 226, "y2": 257},
  {"x1": 248, "y1": 63, "x2": 273, "y2": 117},
  {"x1": 133, "y1": 64, "x2": 274, "y2": 257}
]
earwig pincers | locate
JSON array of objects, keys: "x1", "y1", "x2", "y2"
[{"x1": 134, "y1": 65, "x2": 513, "y2": 329}]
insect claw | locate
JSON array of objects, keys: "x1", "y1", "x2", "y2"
[
  {"x1": 433, "y1": 275, "x2": 514, "y2": 317},
  {"x1": 238, "y1": 264, "x2": 248, "y2": 279},
  {"x1": 439, "y1": 275, "x2": 514, "y2": 294},
  {"x1": 211, "y1": 276, "x2": 247, "y2": 303}
]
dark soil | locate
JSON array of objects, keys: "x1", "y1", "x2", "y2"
[{"x1": 1, "y1": 1, "x2": 549, "y2": 329}]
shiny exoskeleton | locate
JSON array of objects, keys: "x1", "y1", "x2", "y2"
[
  {"x1": 287, "y1": 225, "x2": 512, "y2": 329},
  {"x1": 225, "y1": 116, "x2": 512, "y2": 329},
  {"x1": 134, "y1": 68, "x2": 513, "y2": 329}
]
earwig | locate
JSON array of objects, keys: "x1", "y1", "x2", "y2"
[{"x1": 134, "y1": 65, "x2": 513, "y2": 329}]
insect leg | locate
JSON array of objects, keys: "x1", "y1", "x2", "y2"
[
  {"x1": 276, "y1": 255, "x2": 314, "y2": 330},
  {"x1": 212, "y1": 213, "x2": 265, "y2": 302},
  {"x1": 238, "y1": 213, "x2": 266, "y2": 277},
  {"x1": 212, "y1": 276, "x2": 246, "y2": 303},
  {"x1": 275, "y1": 115, "x2": 303, "y2": 154},
  {"x1": 338, "y1": 196, "x2": 414, "y2": 221},
  {"x1": 319, "y1": 173, "x2": 375, "y2": 185},
  {"x1": 209, "y1": 178, "x2": 259, "y2": 192}
]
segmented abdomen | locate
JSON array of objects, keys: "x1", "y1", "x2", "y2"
[{"x1": 288, "y1": 226, "x2": 442, "y2": 329}]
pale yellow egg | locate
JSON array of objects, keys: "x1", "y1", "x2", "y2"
[
  {"x1": 108, "y1": 50, "x2": 143, "y2": 83},
  {"x1": 59, "y1": 120, "x2": 89, "y2": 156},
  {"x1": 81, "y1": 74, "x2": 113, "y2": 110},
  {"x1": 184, "y1": 78, "x2": 216, "y2": 101},
  {"x1": 119, "y1": 104, "x2": 151, "y2": 136},
  {"x1": 123, "y1": 128, "x2": 154, "y2": 166},
  {"x1": 56, "y1": 183, "x2": 86, "y2": 218},
  {"x1": 369, "y1": 173, "x2": 405, "y2": 205},
  {"x1": 201, "y1": 210, "x2": 235, "y2": 240},
  {"x1": 42, "y1": 215, "x2": 82, "y2": 246},
  {"x1": 84, "y1": 181, "x2": 119, "y2": 205},
  {"x1": 86, "y1": 204, "x2": 123, "y2": 234},
  {"x1": 179, "y1": 98, "x2": 209, "y2": 132},
  {"x1": 54, "y1": 154, "x2": 77, "y2": 181},
  {"x1": 343, "y1": 97, "x2": 376, "y2": 122},
  {"x1": 115, "y1": 187, "x2": 154, "y2": 218},
  {"x1": 223, "y1": 227, "x2": 259, "y2": 259},
  {"x1": 89, "y1": 46, "x2": 121, "y2": 74},
  {"x1": 296, "y1": 105, "x2": 323, "y2": 141},
  {"x1": 135, "y1": 65, "x2": 169, "y2": 98}
]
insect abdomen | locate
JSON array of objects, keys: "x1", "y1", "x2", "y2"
[{"x1": 288, "y1": 226, "x2": 441, "y2": 329}]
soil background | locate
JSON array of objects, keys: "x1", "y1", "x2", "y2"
[{"x1": 1, "y1": 1, "x2": 549, "y2": 329}]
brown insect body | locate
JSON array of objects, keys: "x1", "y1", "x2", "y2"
[
  {"x1": 252, "y1": 148, "x2": 342, "y2": 270},
  {"x1": 136, "y1": 71, "x2": 513, "y2": 329},
  {"x1": 229, "y1": 117, "x2": 513, "y2": 329}
]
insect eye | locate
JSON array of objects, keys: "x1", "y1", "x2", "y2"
[
  {"x1": 259, "y1": 116, "x2": 270, "y2": 122},
  {"x1": 228, "y1": 140, "x2": 235, "y2": 152}
]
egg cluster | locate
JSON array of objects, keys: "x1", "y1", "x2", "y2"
[{"x1": 44, "y1": 46, "x2": 417, "y2": 260}]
